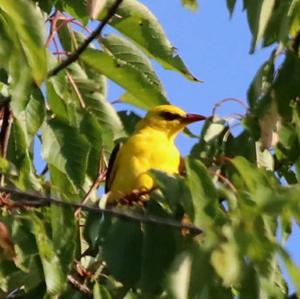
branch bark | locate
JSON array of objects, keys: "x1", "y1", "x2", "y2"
[{"x1": 0, "y1": 187, "x2": 203, "y2": 236}]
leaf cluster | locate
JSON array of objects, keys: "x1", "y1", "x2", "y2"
[{"x1": 0, "y1": 0, "x2": 299, "y2": 298}]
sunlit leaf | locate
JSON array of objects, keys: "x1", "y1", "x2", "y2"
[
  {"x1": 81, "y1": 48, "x2": 168, "y2": 109},
  {"x1": 32, "y1": 215, "x2": 66, "y2": 295},
  {"x1": 101, "y1": 34, "x2": 167, "y2": 109},
  {"x1": 167, "y1": 251, "x2": 192, "y2": 299},
  {"x1": 0, "y1": 0, "x2": 47, "y2": 84},
  {"x1": 255, "y1": 141, "x2": 274, "y2": 170},
  {"x1": 211, "y1": 242, "x2": 241, "y2": 287},
  {"x1": 99, "y1": 0, "x2": 199, "y2": 81},
  {"x1": 87, "y1": 0, "x2": 108, "y2": 19},
  {"x1": 244, "y1": 0, "x2": 276, "y2": 52},
  {"x1": 181, "y1": 0, "x2": 198, "y2": 11},
  {"x1": 63, "y1": 0, "x2": 89, "y2": 24}
]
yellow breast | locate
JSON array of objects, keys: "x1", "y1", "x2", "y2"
[{"x1": 108, "y1": 127, "x2": 180, "y2": 201}]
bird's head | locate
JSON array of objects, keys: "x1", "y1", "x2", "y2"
[{"x1": 136, "y1": 105, "x2": 206, "y2": 139}]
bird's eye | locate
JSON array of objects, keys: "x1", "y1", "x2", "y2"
[{"x1": 160, "y1": 111, "x2": 181, "y2": 121}]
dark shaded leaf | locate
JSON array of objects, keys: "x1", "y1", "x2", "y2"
[
  {"x1": 227, "y1": 0, "x2": 237, "y2": 15},
  {"x1": 41, "y1": 119, "x2": 90, "y2": 187},
  {"x1": 103, "y1": 218, "x2": 143, "y2": 287},
  {"x1": 118, "y1": 110, "x2": 141, "y2": 136},
  {"x1": 274, "y1": 52, "x2": 300, "y2": 118}
]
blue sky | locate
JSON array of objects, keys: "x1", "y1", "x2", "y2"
[{"x1": 107, "y1": 0, "x2": 300, "y2": 293}]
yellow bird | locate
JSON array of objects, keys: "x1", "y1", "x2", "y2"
[{"x1": 105, "y1": 105, "x2": 206, "y2": 202}]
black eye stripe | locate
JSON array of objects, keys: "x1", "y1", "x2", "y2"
[{"x1": 160, "y1": 111, "x2": 182, "y2": 121}]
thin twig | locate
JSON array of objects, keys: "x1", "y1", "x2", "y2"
[
  {"x1": 67, "y1": 72, "x2": 86, "y2": 109},
  {"x1": 212, "y1": 98, "x2": 248, "y2": 116},
  {"x1": 0, "y1": 187, "x2": 203, "y2": 235},
  {"x1": 47, "y1": 0, "x2": 124, "y2": 78},
  {"x1": 67, "y1": 275, "x2": 92, "y2": 295},
  {"x1": 0, "y1": 104, "x2": 13, "y2": 186},
  {"x1": 75, "y1": 150, "x2": 107, "y2": 217},
  {"x1": 211, "y1": 170, "x2": 237, "y2": 193},
  {"x1": 74, "y1": 170, "x2": 106, "y2": 217}
]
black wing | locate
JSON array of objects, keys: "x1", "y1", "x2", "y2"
[{"x1": 105, "y1": 143, "x2": 122, "y2": 193}]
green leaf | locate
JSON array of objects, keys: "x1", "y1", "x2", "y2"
[
  {"x1": 289, "y1": 0, "x2": 300, "y2": 38},
  {"x1": 50, "y1": 205, "x2": 77, "y2": 275},
  {"x1": 225, "y1": 130, "x2": 256, "y2": 163},
  {"x1": 255, "y1": 141, "x2": 274, "y2": 170},
  {"x1": 99, "y1": 0, "x2": 199, "y2": 81},
  {"x1": 239, "y1": 266, "x2": 259, "y2": 299},
  {"x1": 150, "y1": 170, "x2": 193, "y2": 216},
  {"x1": 81, "y1": 48, "x2": 168, "y2": 109},
  {"x1": 244, "y1": 0, "x2": 276, "y2": 52},
  {"x1": 247, "y1": 54, "x2": 275, "y2": 109},
  {"x1": 167, "y1": 251, "x2": 192, "y2": 299},
  {"x1": 32, "y1": 215, "x2": 66, "y2": 295},
  {"x1": 118, "y1": 110, "x2": 141, "y2": 136},
  {"x1": 41, "y1": 119, "x2": 90, "y2": 187},
  {"x1": 280, "y1": 248, "x2": 300, "y2": 295},
  {"x1": 0, "y1": 157, "x2": 17, "y2": 177},
  {"x1": 93, "y1": 283, "x2": 112, "y2": 299},
  {"x1": 11, "y1": 86, "x2": 46, "y2": 145},
  {"x1": 210, "y1": 242, "x2": 241, "y2": 287},
  {"x1": 274, "y1": 52, "x2": 300, "y2": 118},
  {"x1": 185, "y1": 157, "x2": 220, "y2": 227},
  {"x1": 63, "y1": 0, "x2": 89, "y2": 24},
  {"x1": 262, "y1": 1, "x2": 290, "y2": 47},
  {"x1": 227, "y1": 0, "x2": 237, "y2": 15},
  {"x1": 103, "y1": 218, "x2": 143, "y2": 287},
  {"x1": 7, "y1": 119, "x2": 41, "y2": 190},
  {"x1": 181, "y1": 0, "x2": 198, "y2": 10},
  {"x1": 0, "y1": 0, "x2": 47, "y2": 84},
  {"x1": 87, "y1": 0, "x2": 108, "y2": 19},
  {"x1": 168, "y1": 242, "x2": 233, "y2": 299},
  {"x1": 79, "y1": 113, "x2": 104, "y2": 179},
  {"x1": 101, "y1": 34, "x2": 167, "y2": 109},
  {"x1": 68, "y1": 62, "x2": 124, "y2": 138},
  {"x1": 139, "y1": 205, "x2": 181, "y2": 294},
  {"x1": 0, "y1": 14, "x2": 14, "y2": 68},
  {"x1": 230, "y1": 156, "x2": 273, "y2": 193},
  {"x1": 46, "y1": 72, "x2": 79, "y2": 126},
  {"x1": 48, "y1": 165, "x2": 78, "y2": 198},
  {"x1": 203, "y1": 119, "x2": 226, "y2": 143},
  {"x1": 256, "y1": 0, "x2": 276, "y2": 50}
]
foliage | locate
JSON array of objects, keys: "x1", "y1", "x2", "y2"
[{"x1": 0, "y1": 0, "x2": 299, "y2": 298}]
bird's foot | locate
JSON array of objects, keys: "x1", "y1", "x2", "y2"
[{"x1": 119, "y1": 188, "x2": 155, "y2": 206}]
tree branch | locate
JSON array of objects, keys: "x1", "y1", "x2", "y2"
[
  {"x1": 0, "y1": 187, "x2": 203, "y2": 236},
  {"x1": 47, "y1": 0, "x2": 124, "y2": 78}
]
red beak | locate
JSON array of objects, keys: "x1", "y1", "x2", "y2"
[{"x1": 181, "y1": 113, "x2": 207, "y2": 123}]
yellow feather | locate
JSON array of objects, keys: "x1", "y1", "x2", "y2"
[{"x1": 106, "y1": 105, "x2": 205, "y2": 201}]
